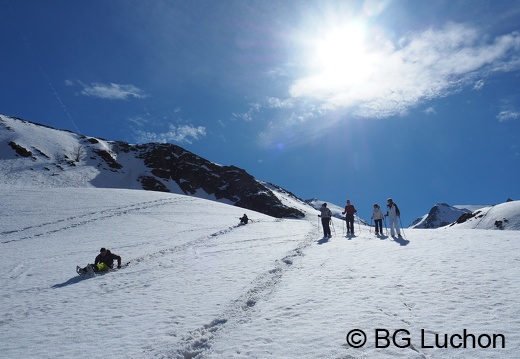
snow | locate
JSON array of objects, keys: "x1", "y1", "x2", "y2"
[
  {"x1": 411, "y1": 203, "x2": 470, "y2": 229},
  {"x1": 2, "y1": 185, "x2": 520, "y2": 359},
  {"x1": 448, "y1": 200, "x2": 520, "y2": 230},
  {"x1": 2, "y1": 114, "x2": 520, "y2": 357}
]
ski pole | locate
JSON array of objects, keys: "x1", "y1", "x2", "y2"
[
  {"x1": 330, "y1": 218, "x2": 336, "y2": 236},
  {"x1": 384, "y1": 216, "x2": 388, "y2": 236},
  {"x1": 370, "y1": 219, "x2": 372, "y2": 234},
  {"x1": 357, "y1": 216, "x2": 361, "y2": 233}
]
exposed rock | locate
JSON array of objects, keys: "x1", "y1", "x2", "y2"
[
  {"x1": 8, "y1": 141, "x2": 32, "y2": 157},
  {"x1": 0, "y1": 115, "x2": 305, "y2": 219},
  {"x1": 411, "y1": 203, "x2": 471, "y2": 229}
]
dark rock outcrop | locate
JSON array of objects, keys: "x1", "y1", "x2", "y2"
[
  {"x1": 0, "y1": 115, "x2": 306, "y2": 219},
  {"x1": 133, "y1": 143, "x2": 304, "y2": 218}
]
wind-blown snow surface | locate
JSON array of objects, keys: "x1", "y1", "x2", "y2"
[{"x1": 2, "y1": 186, "x2": 520, "y2": 359}]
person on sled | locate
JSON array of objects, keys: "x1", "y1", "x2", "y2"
[
  {"x1": 239, "y1": 214, "x2": 250, "y2": 225},
  {"x1": 78, "y1": 248, "x2": 122, "y2": 274}
]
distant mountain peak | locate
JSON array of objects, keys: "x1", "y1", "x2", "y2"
[
  {"x1": 411, "y1": 203, "x2": 471, "y2": 229},
  {"x1": 411, "y1": 200, "x2": 520, "y2": 230}
]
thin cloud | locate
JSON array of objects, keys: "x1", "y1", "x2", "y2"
[
  {"x1": 497, "y1": 110, "x2": 520, "y2": 122},
  {"x1": 473, "y1": 80, "x2": 485, "y2": 90},
  {"x1": 290, "y1": 23, "x2": 520, "y2": 118},
  {"x1": 135, "y1": 124, "x2": 206, "y2": 144},
  {"x1": 232, "y1": 103, "x2": 261, "y2": 122},
  {"x1": 424, "y1": 107, "x2": 436, "y2": 115},
  {"x1": 77, "y1": 81, "x2": 149, "y2": 100},
  {"x1": 232, "y1": 98, "x2": 294, "y2": 123},
  {"x1": 266, "y1": 97, "x2": 294, "y2": 109},
  {"x1": 129, "y1": 112, "x2": 206, "y2": 144}
]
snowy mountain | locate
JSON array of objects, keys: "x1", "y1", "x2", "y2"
[
  {"x1": 410, "y1": 203, "x2": 472, "y2": 229},
  {"x1": 0, "y1": 114, "x2": 304, "y2": 218},
  {"x1": 447, "y1": 200, "x2": 520, "y2": 230},
  {"x1": 3, "y1": 185, "x2": 520, "y2": 359},
  {"x1": 2, "y1": 113, "x2": 519, "y2": 230},
  {"x1": 411, "y1": 201, "x2": 520, "y2": 230}
]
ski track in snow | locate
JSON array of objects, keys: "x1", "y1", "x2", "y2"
[
  {"x1": 0, "y1": 188, "x2": 318, "y2": 359},
  {"x1": 0, "y1": 198, "x2": 177, "y2": 244},
  {"x1": 116, "y1": 218, "x2": 316, "y2": 359},
  {"x1": 2, "y1": 188, "x2": 520, "y2": 359},
  {"x1": 168, "y1": 230, "x2": 315, "y2": 359}
]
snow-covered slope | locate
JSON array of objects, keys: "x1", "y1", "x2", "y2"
[
  {"x1": 0, "y1": 114, "x2": 304, "y2": 218},
  {"x1": 447, "y1": 200, "x2": 520, "y2": 230},
  {"x1": 410, "y1": 201, "x2": 520, "y2": 230},
  {"x1": 2, "y1": 186, "x2": 520, "y2": 359}
]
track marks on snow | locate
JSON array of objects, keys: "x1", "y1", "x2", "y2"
[
  {"x1": 0, "y1": 198, "x2": 174, "y2": 244},
  {"x1": 126, "y1": 222, "x2": 252, "y2": 269},
  {"x1": 170, "y1": 231, "x2": 314, "y2": 359}
]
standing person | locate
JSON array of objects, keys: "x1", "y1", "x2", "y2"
[
  {"x1": 371, "y1": 203, "x2": 384, "y2": 236},
  {"x1": 342, "y1": 200, "x2": 357, "y2": 235},
  {"x1": 318, "y1": 203, "x2": 332, "y2": 238},
  {"x1": 385, "y1": 198, "x2": 401, "y2": 237}
]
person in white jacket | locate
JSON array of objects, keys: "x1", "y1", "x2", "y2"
[
  {"x1": 385, "y1": 198, "x2": 401, "y2": 237},
  {"x1": 318, "y1": 203, "x2": 332, "y2": 238},
  {"x1": 371, "y1": 203, "x2": 384, "y2": 235}
]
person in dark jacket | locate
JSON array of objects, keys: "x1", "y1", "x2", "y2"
[
  {"x1": 94, "y1": 248, "x2": 122, "y2": 271},
  {"x1": 239, "y1": 214, "x2": 250, "y2": 225},
  {"x1": 79, "y1": 248, "x2": 122, "y2": 274},
  {"x1": 342, "y1": 200, "x2": 357, "y2": 235}
]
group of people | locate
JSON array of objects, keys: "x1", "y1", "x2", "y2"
[
  {"x1": 80, "y1": 202, "x2": 400, "y2": 274},
  {"x1": 318, "y1": 198, "x2": 402, "y2": 238}
]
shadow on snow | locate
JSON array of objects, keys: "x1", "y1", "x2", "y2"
[
  {"x1": 392, "y1": 236, "x2": 410, "y2": 246},
  {"x1": 317, "y1": 237, "x2": 331, "y2": 245},
  {"x1": 51, "y1": 274, "x2": 94, "y2": 288}
]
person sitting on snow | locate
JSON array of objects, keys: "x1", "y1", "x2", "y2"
[
  {"x1": 239, "y1": 214, "x2": 250, "y2": 225},
  {"x1": 94, "y1": 247, "x2": 122, "y2": 271},
  {"x1": 79, "y1": 248, "x2": 122, "y2": 274}
]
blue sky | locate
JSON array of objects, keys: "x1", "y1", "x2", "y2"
[{"x1": 2, "y1": 0, "x2": 520, "y2": 225}]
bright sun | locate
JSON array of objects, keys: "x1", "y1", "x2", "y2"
[{"x1": 309, "y1": 23, "x2": 375, "y2": 88}]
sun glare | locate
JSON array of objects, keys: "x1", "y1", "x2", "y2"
[{"x1": 308, "y1": 23, "x2": 375, "y2": 88}]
